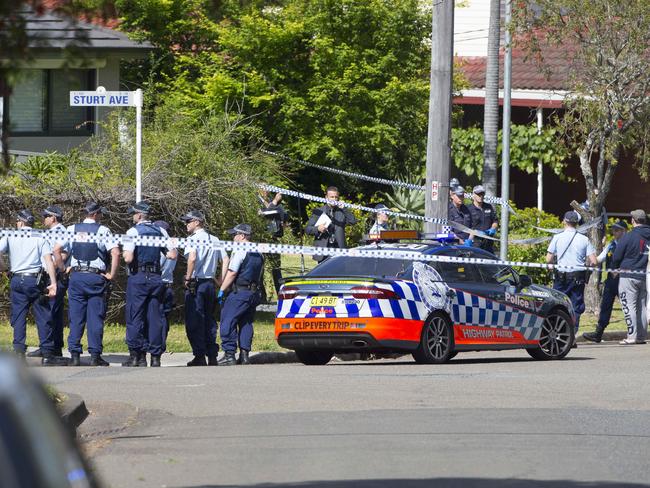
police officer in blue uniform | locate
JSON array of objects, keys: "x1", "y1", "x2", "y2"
[
  {"x1": 0, "y1": 210, "x2": 63, "y2": 365},
  {"x1": 53, "y1": 202, "x2": 120, "y2": 366},
  {"x1": 182, "y1": 210, "x2": 229, "y2": 366},
  {"x1": 218, "y1": 224, "x2": 264, "y2": 366},
  {"x1": 154, "y1": 220, "x2": 176, "y2": 350},
  {"x1": 122, "y1": 202, "x2": 177, "y2": 367},
  {"x1": 468, "y1": 185, "x2": 498, "y2": 253},
  {"x1": 448, "y1": 186, "x2": 472, "y2": 244},
  {"x1": 546, "y1": 211, "x2": 597, "y2": 338},
  {"x1": 583, "y1": 220, "x2": 628, "y2": 343}
]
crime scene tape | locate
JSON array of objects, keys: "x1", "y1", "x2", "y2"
[
  {"x1": 260, "y1": 149, "x2": 508, "y2": 206},
  {"x1": 2, "y1": 227, "x2": 648, "y2": 277}
]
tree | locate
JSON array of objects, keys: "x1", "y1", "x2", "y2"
[
  {"x1": 514, "y1": 0, "x2": 650, "y2": 311},
  {"x1": 0, "y1": 0, "x2": 113, "y2": 173},
  {"x1": 481, "y1": 0, "x2": 501, "y2": 196}
]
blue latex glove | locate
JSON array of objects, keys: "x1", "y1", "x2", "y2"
[
  {"x1": 485, "y1": 228, "x2": 497, "y2": 237},
  {"x1": 217, "y1": 290, "x2": 225, "y2": 305}
]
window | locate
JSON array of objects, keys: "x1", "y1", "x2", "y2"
[
  {"x1": 308, "y1": 257, "x2": 412, "y2": 278},
  {"x1": 477, "y1": 263, "x2": 519, "y2": 286},
  {"x1": 433, "y1": 250, "x2": 481, "y2": 282},
  {"x1": 6, "y1": 69, "x2": 95, "y2": 136}
]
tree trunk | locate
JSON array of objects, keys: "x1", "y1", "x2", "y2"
[
  {"x1": 0, "y1": 71, "x2": 11, "y2": 174},
  {"x1": 481, "y1": 0, "x2": 500, "y2": 196}
]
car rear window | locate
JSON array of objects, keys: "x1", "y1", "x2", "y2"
[{"x1": 307, "y1": 257, "x2": 412, "y2": 278}]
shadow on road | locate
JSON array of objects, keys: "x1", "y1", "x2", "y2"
[
  {"x1": 329, "y1": 356, "x2": 594, "y2": 366},
  {"x1": 177, "y1": 479, "x2": 649, "y2": 488}
]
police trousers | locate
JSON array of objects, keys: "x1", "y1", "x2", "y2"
[
  {"x1": 68, "y1": 272, "x2": 107, "y2": 355},
  {"x1": 596, "y1": 277, "x2": 619, "y2": 333},
  {"x1": 10, "y1": 274, "x2": 54, "y2": 354},
  {"x1": 160, "y1": 284, "x2": 174, "y2": 351},
  {"x1": 220, "y1": 289, "x2": 261, "y2": 353},
  {"x1": 50, "y1": 277, "x2": 68, "y2": 351},
  {"x1": 126, "y1": 272, "x2": 166, "y2": 355},
  {"x1": 184, "y1": 280, "x2": 218, "y2": 357},
  {"x1": 553, "y1": 278, "x2": 585, "y2": 331}
]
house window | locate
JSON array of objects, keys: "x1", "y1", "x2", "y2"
[{"x1": 6, "y1": 69, "x2": 95, "y2": 136}]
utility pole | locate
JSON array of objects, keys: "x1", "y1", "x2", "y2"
[
  {"x1": 499, "y1": 0, "x2": 512, "y2": 260},
  {"x1": 425, "y1": 0, "x2": 454, "y2": 233}
]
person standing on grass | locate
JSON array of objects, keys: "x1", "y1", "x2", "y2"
[
  {"x1": 0, "y1": 210, "x2": 61, "y2": 365},
  {"x1": 583, "y1": 220, "x2": 628, "y2": 343},
  {"x1": 610, "y1": 209, "x2": 650, "y2": 345},
  {"x1": 53, "y1": 202, "x2": 119, "y2": 367}
]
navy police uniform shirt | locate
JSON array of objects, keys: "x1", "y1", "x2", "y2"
[
  {"x1": 448, "y1": 202, "x2": 472, "y2": 239},
  {"x1": 468, "y1": 203, "x2": 497, "y2": 232}
]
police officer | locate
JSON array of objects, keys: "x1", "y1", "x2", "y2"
[
  {"x1": 258, "y1": 191, "x2": 287, "y2": 298},
  {"x1": 53, "y1": 202, "x2": 120, "y2": 366},
  {"x1": 583, "y1": 220, "x2": 628, "y2": 343},
  {"x1": 0, "y1": 210, "x2": 63, "y2": 365},
  {"x1": 369, "y1": 204, "x2": 390, "y2": 235},
  {"x1": 122, "y1": 202, "x2": 177, "y2": 367},
  {"x1": 546, "y1": 211, "x2": 597, "y2": 338},
  {"x1": 448, "y1": 186, "x2": 472, "y2": 244},
  {"x1": 468, "y1": 185, "x2": 498, "y2": 253},
  {"x1": 218, "y1": 224, "x2": 264, "y2": 366},
  {"x1": 154, "y1": 220, "x2": 176, "y2": 350},
  {"x1": 182, "y1": 210, "x2": 229, "y2": 366}
]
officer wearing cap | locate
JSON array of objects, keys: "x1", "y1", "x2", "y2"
[
  {"x1": 546, "y1": 211, "x2": 597, "y2": 338},
  {"x1": 369, "y1": 204, "x2": 390, "y2": 235},
  {"x1": 468, "y1": 185, "x2": 498, "y2": 253},
  {"x1": 27, "y1": 205, "x2": 68, "y2": 359},
  {"x1": 154, "y1": 220, "x2": 176, "y2": 349},
  {"x1": 448, "y1": 186, "x2": 472, "y2": 243},
  {"x1": 53, "y1": 202, "x2": 120, "y2": 366},
  {"x1": 218, "y1": 223, "x2": 264, "y2": 366},
  {"x1": 122, "y1": 202, "x2": 177, "y2": 367},
  {"x1": 583, "y1": 220, "x2": 628, "y2": 343},
  {"x1": 182, "y1": 210, "x2": 229, "y2": 366},
  {"x1": 0, "y1": 210, "x2": 62, "y2": 365}
]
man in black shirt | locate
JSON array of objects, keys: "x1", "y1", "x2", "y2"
[
  {"x1": 448, "y1": 186, "x2": 472, "y2": 244},
  {"x1": 468, "y1": 185, "x2": 498, "y2": 253}
]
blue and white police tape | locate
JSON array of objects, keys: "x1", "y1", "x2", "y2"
[
  {"x1": 2, "y1": 227, "x2": 648, "y2": 277},
  {"x1": 260, "y1": 149, "x2": 509, "y2": 206}
]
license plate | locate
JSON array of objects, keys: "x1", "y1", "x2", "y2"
[{"x1": 310, "y1": 296, "x2": 338, "y2": 306}]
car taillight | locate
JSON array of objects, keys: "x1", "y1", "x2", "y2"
[
  {"x1": 350, "y1": 286, "x2": 399, "y2": 300},
  {"x1": 278, "y1": 286, "x2": 299, "y2": 300}
]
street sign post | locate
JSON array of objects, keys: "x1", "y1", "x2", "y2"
[{"x1": 70, "y1": 86, "x2": 144, "y2": 201}]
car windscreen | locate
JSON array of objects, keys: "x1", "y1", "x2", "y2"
[{"x1": 307, "y1": 256, "x2": 413, "y2": 279}]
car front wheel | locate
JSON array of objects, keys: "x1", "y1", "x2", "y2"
[
  {"x1": 527, "y1": 309, "x2": 574, "y2": 360},
  {"x1": 413, "y1": 313, "x2": 455, "y2": 364},
  {"x1": 295, "y1": 349, "x2": 334, "y2": 365}
]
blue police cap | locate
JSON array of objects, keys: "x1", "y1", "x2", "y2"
[
  {"x1": 153, "y1": 220, "x2": 170, "y2": 231},
  {"x1": 563, "y1": 211, "x2": 580, "y2": 224},
  {"x1": 17, "y1": 209, "x2": 35, "y2": 225},
  {"x1": 611, "y1": 220, "x2": 628, "y2": 231},
  {"x1": 42, "y1": 205, "x2": 63, "y2": 219},
  {"x1": 180, "y1": 210, "x2": 205, "y2": 223},
  {"x1": 127, "y1": 201, "x2": 152, "y2": 215},
  {"x1": 227, "y1": 223, "x2": 252, "y2": 235},
  {"x1": 84, "y1": 202, "x2": 108, "y2": 215}
]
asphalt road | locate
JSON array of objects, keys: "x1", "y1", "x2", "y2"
[{"x1": 35, "y1": 343, "x2": 650, "y2": 488}]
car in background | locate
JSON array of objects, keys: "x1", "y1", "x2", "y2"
[{"x1": 275, "y1": 240, "x2": 575, "y2": 365}]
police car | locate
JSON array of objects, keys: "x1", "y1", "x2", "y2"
[{"x1": 275, "y1": 232, "x2": 576, "y2": 365}]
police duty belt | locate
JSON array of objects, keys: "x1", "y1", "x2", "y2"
[{"x1": 2, "y1": 227, "x2": 648, "y2": 278}]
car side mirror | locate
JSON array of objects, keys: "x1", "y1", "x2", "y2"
[{"x1": 518, "y1": 274, "x2": 532, "y2": 290}]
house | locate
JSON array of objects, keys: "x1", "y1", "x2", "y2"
[
  {"x1": 452, "y1": 0, "x2": 648, "y2": 216},
  {"x1": 0, "y1": 7, "x2": 151, "y2": 156}
]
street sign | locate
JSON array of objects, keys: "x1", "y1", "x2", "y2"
[
  {"x1": 431, "y1": 181, "x2": 440, "y2": 201},
  {"x1": 70, "y1": 86, "x2": 144, "y2": 201},
  {"x1": 69, "y1": 91, "x2": 135, "y2": 107}
]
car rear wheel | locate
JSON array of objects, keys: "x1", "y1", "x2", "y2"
[
  {"x1": 527, "y1": 309, "x2": 574, "y2": 360},
  {"x1": 412, "y1": 313, "x2": 455, "y2": 364},
  {"x1": 295, "y1": 349, "x2": 334, "y2": 365}
]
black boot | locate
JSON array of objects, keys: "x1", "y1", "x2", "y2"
[
  {"x1": 207, "y1": 355, "x2": 219, "y2": 366},
  {"x1": 219, "y1": 352, "x2": 237, "y2": 366},
  {"x1": 42, "y1": 355, "x2": 69, "y2": 366},
  {"x1": 187, "y1": 355, "x2": 207, "y2": 366},
  {"x1": 150, "y1": 355, "x2": 161, "y2": 367},
  {"x1": 70, "y1": 352, "x2": 81, "y2": 366},
  {"x1": 137, "y1": 352, "x2": 148, "y2": 367},
  {"x1": 53, "y1": 348, "x2": 63, "y2": 357},
  {"x1": 122, "y1": 350, "x2": 139, "y2": 367},
  {"x1": 90, "y1": 354, "x2": 109, "y2": 367},
  {"x1": 238, "y1": 350, "x2": 250, "y2": 365},
  {"x1": 583, "y1": 330, "x2": 603, "y2": 343},
  {"x1": 27, "y1": 348, "x2": 43, "y2": 358}
]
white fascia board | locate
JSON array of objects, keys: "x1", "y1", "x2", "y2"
[{"x1": 460, "y1": 88, "x2": 569, "y2": 101}]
